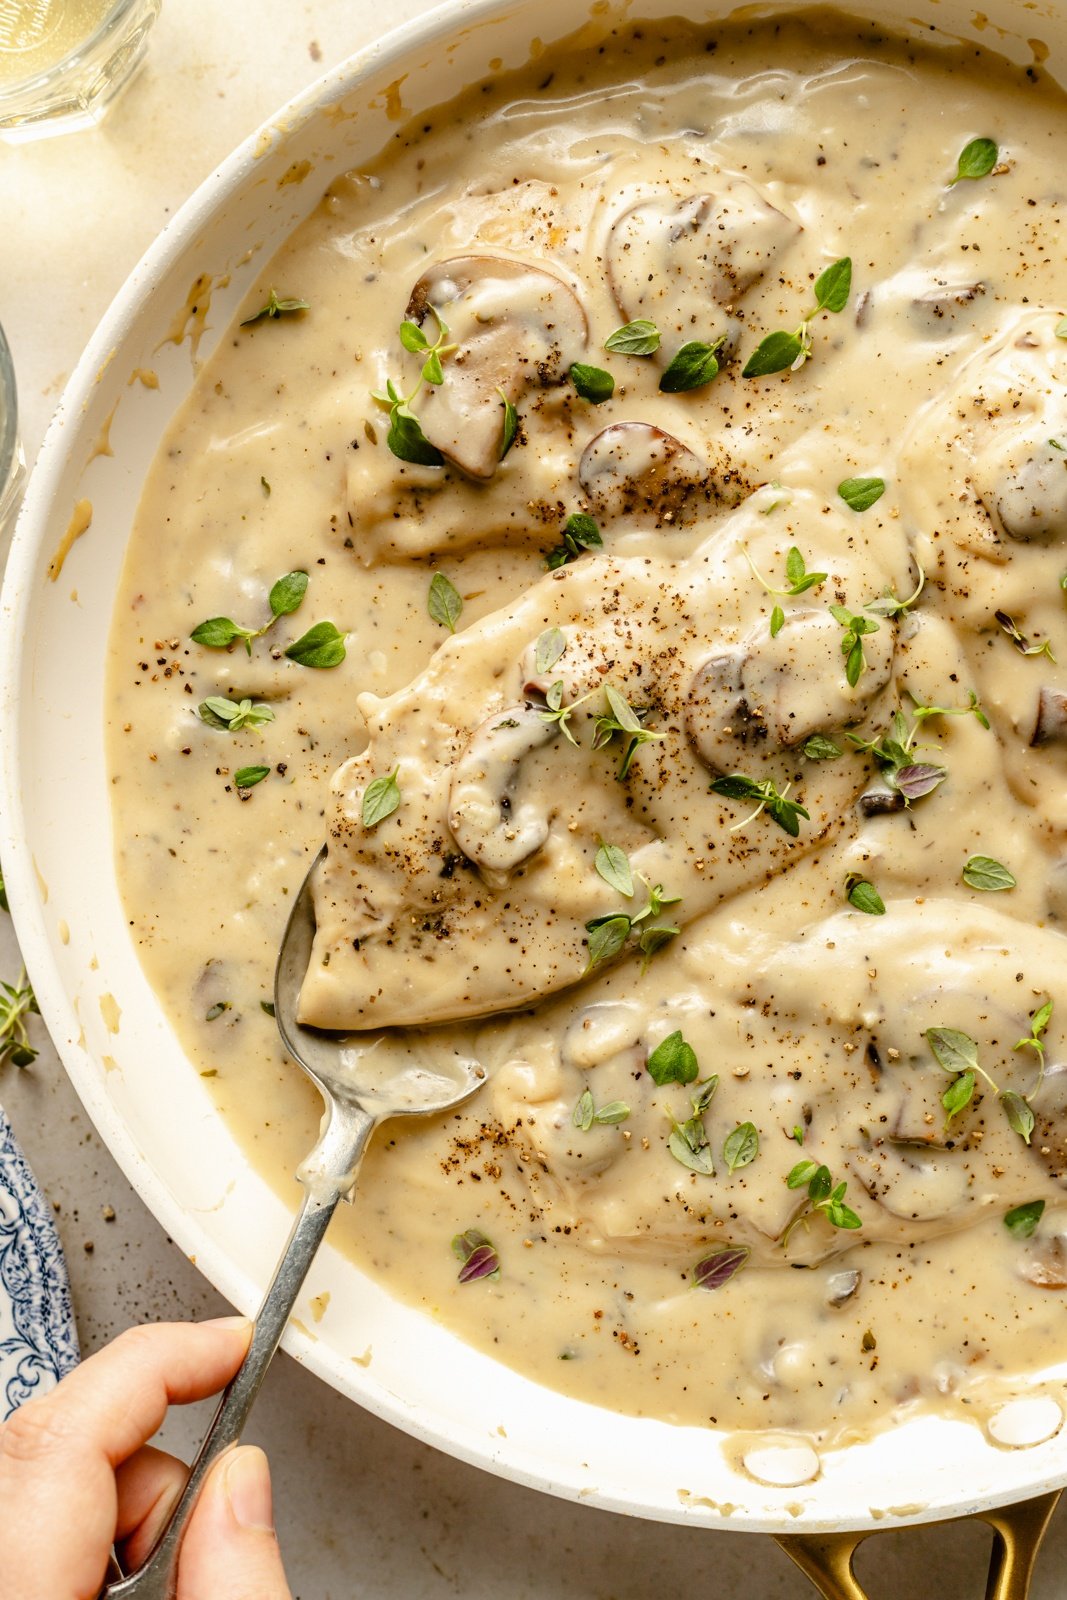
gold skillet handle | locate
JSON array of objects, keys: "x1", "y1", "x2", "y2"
[{"x1": 774, "y1": 1489, "x2": 1061, "y2": 1600}]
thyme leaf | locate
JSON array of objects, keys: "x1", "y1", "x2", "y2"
[
  {"x1": 659, "y1": 337, "x2": 726, "y2": 393},
  {"x1": 594, "y1": 840, "x2": 634, "y2": 897},
  {"x1": 951, "y1": 137, "x2": 998, "y2": 184},
  {"x1": 234, "y1": 765, "x2": 270, "y2": 791},
  {"x1": 838, "y1": 476, "x2": 886, "y2": 513},
  {"x1": 452, "y1": 1228, "x2": 501, "y2": 1284},
  {"x1": 1004, "y1": 1199, "x2": 1045, "y2": 1239},
  {"x1": 362, "y1": 767, "x2": 401, "y2": 828},
  {"x1": 545, "y1": 512, "x2": 603, "y2": 571},
  {"x1": 647, "y1": 1030, "x2": 699, "y2": 1086},
  {"x1": 570, "y1": 363, "x2": 615, "y2": 403},
  {"x1": 962, "y1": 855, "x2": 1016, "y2": 892},
  {"x1": 284, "y1": 621, "x2": 347, "y2": 669},
  {"x1": 693, "y1": 1245, "x2": 750, "y2": 1290},
  {"x1": 724, "y1": 1121, "x2": 759, "y2": 1173},
  {"x1": 846, "y1": 877, "x2": 885, "y2": 916},
  {"x1": 604, "y1": 319, "x2": 660, "y2": 355},
  {"x1": 428, "y1": 571, "x2": 463, "y2": 633},
  {"x1": 241, "y1": 288, "x2": 309, "y2": 326}
]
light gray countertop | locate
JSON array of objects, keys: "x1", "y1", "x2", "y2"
[{"x1": 1, "y1": 3, "x2": 1065, "y2": 1595}]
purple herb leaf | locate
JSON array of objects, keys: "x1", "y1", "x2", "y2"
[
  {"x1": 693, "y1": 1245, "x2": 751, "y2": 1290},
  {"x1": 451, "y1": 1227, "x2": 501, "y2": 1284},
  {"x1": 892, "y1": 762, "x2": 946, "y2": 800}
]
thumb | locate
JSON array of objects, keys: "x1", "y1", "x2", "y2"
[{"x1": 177, "y1": 1445, "x2": 293, "y2": 1600}]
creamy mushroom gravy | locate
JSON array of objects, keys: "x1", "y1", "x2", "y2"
[{"x1": 108, "y1": 12, "x2": 1067, "y2": 1443}]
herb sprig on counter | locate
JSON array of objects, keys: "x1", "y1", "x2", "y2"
[
  {"x1": 0, "y1": 972, "x2": 38, "y2": 1069},
  {"x1": 742, "y1": 257, "x2": 852, "y2": 377}
]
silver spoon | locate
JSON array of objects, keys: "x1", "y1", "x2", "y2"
[{"x1": 103, "y1": 846, "x2": 486, "y2": 1599}]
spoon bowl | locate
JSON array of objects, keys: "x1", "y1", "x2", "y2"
[{"x1": 105, "y1": 846, "x2": 487, "y2": 1598}]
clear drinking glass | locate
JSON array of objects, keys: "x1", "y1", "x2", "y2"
[
  {"x1": 0, "y1": 0, "x2": 161, "y2": 141},
  {"x1": 0, "y1": 322, "x2": 25, "y2": 538}
]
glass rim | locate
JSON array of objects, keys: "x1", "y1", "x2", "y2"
[
  {"x1": 0, "y1": 321, "x2": 17, "y2": 501},
  {"x1": 0, "y1": 0, "x2": 154, "y2": 104}
]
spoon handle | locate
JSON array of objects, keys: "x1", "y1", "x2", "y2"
[{"x1": 103, "y1": 1098, "x2": 376, "y2": 1600}]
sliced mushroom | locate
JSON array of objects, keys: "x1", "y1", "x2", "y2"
[
  {"x1": 1029, "y1": 1062, "x2": 1067, "y2": 1186},
  {"x1": 405, "y1": 255, "x2": 588, "y2": 481},
  {"x1": 979, "y1": 432, "x2": 1067, "y2": 544},
  {"x1": 856, "y1": 786, "x2": 906, "y2": 817},
  {"x1": 606, "y1": 186, "x2": 800, "y2": 335},
  {"x1": 685, "y1": 609, "x2": 894, "y2": 774},
  {"x1": 578, "y1": 422, "x2": 714, "y2": 526},
  {"x1": 1032, "y1": 687, "x2": 1067, "y2": 747},
  {"x1": 1018, "y1": 1235, "x2": 1067, "y2": 1289},
  {"x1": 908, "y1": 280, "x2": 986, "y2": 337},
  {"x1": 889, "y1": 1084, "x2": 950, "y2": 1149},
  {"x1": 851, "y1": 1144, "x2": 970, "y2": 1222},
  {"x1": 1047, "y1": 861, "x2": 1067, "y2": 921},
  {"x1": 447, "y1": 702, "x2": 556, "y2": 875},
  {"x1": 826, "y1": 1268, "x2": 861, "y2": 1306}
]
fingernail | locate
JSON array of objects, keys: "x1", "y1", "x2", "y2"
[
  {"x1": 203, "y1": 1314, "x2": 253, "y2": 1333},
  {"x1": 224, "y1": 1446, "x2": 275, "y2": 1532}
]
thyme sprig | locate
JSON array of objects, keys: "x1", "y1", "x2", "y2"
[
  {"x1": 372, "y1": 306, "x2": 456, "y2": 466},
  {"x1": 0, "y1": 971, "x2": 39, "y2": 1068},
  {"x1": 847, "y1": 692, "x2": 987, "y2": 803},
  {"x1": 743, "y1": 257, "x2": 852, "y2": 377},
  {"x1": 710, "y1": 774, "x2": 809, "y2": 837},
  {"x1": 783, "y1": 1160, "x2": 862, "y2": 1243},
  {"x1": 926, "y1": 1015, "x2": 1050, "y2": 1142}
]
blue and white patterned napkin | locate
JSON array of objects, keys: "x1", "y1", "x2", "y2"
[{"x1": 0, "y1": 1106, "x2": 79, "y2": 1419}]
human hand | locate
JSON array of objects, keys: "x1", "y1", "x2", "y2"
[{"x1": 0, "y1": 1317, "x2": 293, "y2": 1600}]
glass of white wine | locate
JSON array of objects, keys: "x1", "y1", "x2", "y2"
[
  {"x1": 0, "y1": 0, "x2": 161, "y2": 140},
  {"x1": 0, "y1": 322, "x2": 24, "y2": 540}
]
